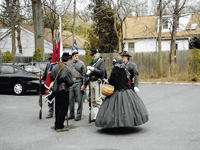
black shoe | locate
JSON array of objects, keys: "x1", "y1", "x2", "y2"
[
  {"x1": 68, "y1": 116, "x2": 75, "y2": 120},
  {"x1": 91, "y1": 119, "x2": 96, "y2": 122},
  {"x1": 74, "y1": 116, "x2": 81, "y2": 121},
  {"x1": 46, "y1": 114, "x2": 53, "y2": 119}
]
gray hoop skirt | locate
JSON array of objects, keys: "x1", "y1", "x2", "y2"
[{"x1": 95, "y1": 89, "x2": 148, "y2": 128}]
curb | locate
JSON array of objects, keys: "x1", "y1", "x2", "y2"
[{"x1": 139, "y1": 82, "x2": 200, "y2": 86}]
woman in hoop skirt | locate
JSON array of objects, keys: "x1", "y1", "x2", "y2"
[{"x1": 95, "y1": 57, "x2": 148, "y2": 128}]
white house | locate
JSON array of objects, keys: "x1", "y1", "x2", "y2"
[
  {"x1": 0, "y1": 24, "x2": 89, "y2": 57},
  {"x1": 123, "y1": 12, "x2": 200, "y2": 55}
]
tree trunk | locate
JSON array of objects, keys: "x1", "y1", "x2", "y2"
[
  {"x1": 73, "y1": 0, "x2": 76, "y2": 44},
  {"x1": 11, "y1": 24, "x2": 16, "y2": 56},
  {"x1": 114, "y1": 14, "x2": 122, "y2": 52},
  {"x1": 16, "y1": 0, "x2": 22, "y2": 54},
  {"x1": 118, "y1": 26, "x2": 122, "y2": 52},
  {"x1": 170, "y1": 0, "x2": 179, "y2": 77},
  {"x1": 6, "y1": 0, "x2": 16, "y2": 56},
  {"x1": 157, "y1": 0, "x2": 163, "y2": 77},
  {"x1": 17, "y1": 25, "x2": 22, "y2": 54},
  {"x1": 31, "y1": 0, "x2": 44, "y2": 59}
]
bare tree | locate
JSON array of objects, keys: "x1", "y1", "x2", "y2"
[
  {"x1": 43, "y1": 0, "x2": 71, "y2": 49},
  {"x1": 31, "y1": 0, "x2": 44, "y2": 59},
  {"x1": 5, "y1": 0, "x2": 16, "y2": 56},
  {"x1": 16, "y1": 0, "x2": 22, "y2": 54},
  {"x1": 157, "y1": 0, "x2": 170, "y2": 77},
  {"x1": 169, "y1": 0, "x2": 187, "y2": 77},
  {"x1": 110, "y1": 0, "x2": 134, "y2": 52}
]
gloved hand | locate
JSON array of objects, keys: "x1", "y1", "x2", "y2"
[
  {"x1": 102, "y1": 78, "x2": 109, "y2": 84},
  {"x1": 134, "y1": 87, "x2": 140, "y2": 93},
  {"x1": 87, "y1": 66, "x2": 94, "y2": 71}
]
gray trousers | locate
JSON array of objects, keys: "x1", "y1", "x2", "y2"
[
  {"x1": 90, "y1": 80, "x2": 102, "y2": 108},
  {"x1": 48, "y1": 101, "x2": 54, "y2": 115},
  {"x1": 69, "y1": 82, "x2": 84, "y2": 117}
]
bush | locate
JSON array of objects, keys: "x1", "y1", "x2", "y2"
[
  {"x1": 188, "y1": 47, "x2": 200, "y2": 81},
  {"x1": 33, "y1": 48, "x2": 43, "y2": 61},
  {"x1": 189, "y1": 35, "x2": 200, "y2": 49},
  {"x1": 2, "y1": 51, "x2": 14, "y2": 63}
]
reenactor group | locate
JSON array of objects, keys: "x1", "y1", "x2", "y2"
[{"x1": 43, "y1": 49, "x2": 148, "y2": 132}]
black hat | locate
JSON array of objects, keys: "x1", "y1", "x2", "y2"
[
  {"x1": 90, "y1": 48, "x2": 99, "y2": 56},
  {"x1": 119, "y1": 51, "x2": 132, "y2": 57},
  {"x1": 72, "y1": 50, "x2": 79, "y2": 56},
  {"x1": 61, "y1": 52, "x2": 72, "y2": 61}
]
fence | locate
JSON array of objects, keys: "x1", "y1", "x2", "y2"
[
  {"x1": 0, "y1": 50, "x2": 190, "y2": 79},
  {"x1": 80, "y1": 51, "x2": 190, "y2": 79}
]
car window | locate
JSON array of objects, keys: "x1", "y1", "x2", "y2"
[{"x1": 1, "y1": 66, "x2": 18, "y2": 74}]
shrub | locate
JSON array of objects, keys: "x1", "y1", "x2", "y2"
[
  {"x1": 189, "y1": 35, "x2": 200, "y2": 49},
  {"x1": 188, "y1": 47, "x2": 200, "y2": 81},
  {"x1": 2, "y1": 51, "x2": 14, "y2": 63},
  {"x1": 33, "y1": 48, "x2": 43, "y2": 61}
]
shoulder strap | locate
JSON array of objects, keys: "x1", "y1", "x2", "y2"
[
  {"x1": 54, "y1": 69, "x2": 61, "y2": 82},
  {"x1": 54, "y1": 64, "x2": 68, "y2": 81},
  {"x1": 92, "y1": 58, "x2": 102, "y2": 67},
  {"x1": 72, "y1": 62, "x2": 83, "y2": 78}
]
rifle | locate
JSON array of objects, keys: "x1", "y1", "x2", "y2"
[
  {"x1": 88, "y1": 79, "x2": 91, "y2": 123},
  {"x1": 66, "y1": 114, "x2": 69, "y2": 131},
  {"x1": 39, "y1": 69, "x2": 42, "y2": 119}
]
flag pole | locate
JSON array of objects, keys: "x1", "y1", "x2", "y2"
[{"x1": 59, "y1": 16, "x2": 63, "y2": 58}]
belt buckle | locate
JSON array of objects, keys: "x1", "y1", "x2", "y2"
[{"x1": 73, "y1": 78, "x2": 76, "y2": 81}]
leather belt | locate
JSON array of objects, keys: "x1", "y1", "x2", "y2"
[{"x1": 73, "y1": 78, "x2": 82, "y2": 81}]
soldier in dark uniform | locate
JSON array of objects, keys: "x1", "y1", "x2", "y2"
[
  {"x1": 119, "y1": 51, "x2": 140, "y2": 92},
  {"x1": 86, "y1": 48, "x2": 107, "y2": 122},
  {"x1": 50, "y1": 52, "x2": 74, "y2": 132}
]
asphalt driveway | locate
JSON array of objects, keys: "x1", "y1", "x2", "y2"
[{"x1": 0, "y1": 84, "x2": 200, "y2": 150}]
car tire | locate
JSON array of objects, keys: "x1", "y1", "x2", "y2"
[{"x1": 13, "y1": 82, "x2": 25, "y2": 95}]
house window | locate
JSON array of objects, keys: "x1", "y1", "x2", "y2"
[
  {"x1": 187, "y1": 24, "x2": 197, "y2": 30},
  {"x1": 128, "y1": 42, "x2": 135, "y2": 52},
  {"x1": 162, "y1": 18, "x2": 168, "y2": 29}
]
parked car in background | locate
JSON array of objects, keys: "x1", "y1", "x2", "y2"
[
  {"x1": 0, "y1": 64, "x2": 45, "y2": 95},
  {"x1": 27, "y1": 59, "x2": 50, "y2": 72},
  {"x1": 18, "y1": 64, "x2": 44, "y2": 76}
]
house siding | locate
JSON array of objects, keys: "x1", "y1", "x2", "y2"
[
  {"x1": 0, "y1": 27, "x2": 53, "y2": 57},
  {"x1": 124, "y1": 39, "x2": 189, "y2": 53}
]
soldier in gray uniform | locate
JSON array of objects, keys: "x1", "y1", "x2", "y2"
[
  {"x1": 86, "y1": 48, "x2": 107, "y2": 122},
  {"x1": 68, "y1": 50, "x2": 86, "y2": 121},
  {"x1": 119, "y1": 51, "x2": 140, "y2": 92}
]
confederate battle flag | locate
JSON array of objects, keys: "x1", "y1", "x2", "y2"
[{"x1": 44, "y1": 17, "x2": 63, "y2": 103}]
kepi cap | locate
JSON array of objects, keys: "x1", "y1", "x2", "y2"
[
  {"x1": 119, "y1": 51, "x2": 132, "y2": 57},
  {"x1": 72, "y1": 50, "x2": 79, "y2": 56},
  {"x1": 90, "y1": 48, "x2": 99, "y2": 56}
]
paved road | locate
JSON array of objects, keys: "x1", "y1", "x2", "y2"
[{"x1": 0, "y1": 84, "x2": 200, "y2": 150}]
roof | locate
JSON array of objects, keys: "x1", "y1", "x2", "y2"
[
  {"x1": 22, "y1": 24, "x2": 89, "y2": 48},
  {"x1": 123, "y1": 12, "x2": 200, "y2": 40}
]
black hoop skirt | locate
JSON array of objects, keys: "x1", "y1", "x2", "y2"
[{"x1": 95, "y1": 89, "x2": 148, "y2": 128}]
